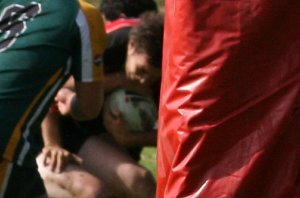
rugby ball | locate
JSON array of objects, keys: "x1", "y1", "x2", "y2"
[{"x1": 107, "y1": 89, "x2": 157, "y2": 133}]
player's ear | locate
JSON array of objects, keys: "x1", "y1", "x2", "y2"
[
  {"x1": 127, "y1": 39, "x2": 136, "y2": 55},
  {"x1": 120, "y1": 12, "x2": 127, "y2": 18}
]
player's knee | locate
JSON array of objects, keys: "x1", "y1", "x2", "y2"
[
  {"x1": 72, "y1": 176, "x2": 106, "y2": 198},
  {"x1": 81, "y1": 181, "x2": 106, "y2": 198},
  {"x1": 131, "y1": 168, "x2": 156, "y2": 198}
]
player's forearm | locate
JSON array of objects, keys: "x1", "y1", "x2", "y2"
[
  {"x1": 103, "y1": 72, "x2": 127, "y2": 94},
  {"x1": 41, "y1": 111, "x2": 62, "y2": 147},
  {"x1": 73, "y1": 82, "x2": 104, "y2": 121}
]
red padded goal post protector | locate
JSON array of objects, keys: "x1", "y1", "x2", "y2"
[{"x1": 157, "y1": 1, "x2": 300, "y2": 197}]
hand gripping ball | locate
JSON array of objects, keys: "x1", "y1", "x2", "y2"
[{"x1": 107, "y1": 89, "x2": 158, "y2": 132}]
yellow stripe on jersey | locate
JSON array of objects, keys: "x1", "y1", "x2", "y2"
[
  {"x1": 78, "y1": 0, "x2": 106, "y2": 81},
  {"x1": 3, "y1": 68, "x2": 63, "y2": 162},
  {"x1": 0, "y1": 159, "x2": 10, "y2": 192}
]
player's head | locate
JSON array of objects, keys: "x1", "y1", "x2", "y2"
[
  {"x1": 125, "y1": 12, "x2": 163, "y2": 87},
  {"x1": 99, "y1": 0, "x2": 126, "y2": 22},
  {"x1": 123, "y1": 0, "x2": 158, "y2": 18}
]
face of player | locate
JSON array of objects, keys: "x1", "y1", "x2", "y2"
[{"x1": 125, "y1": 42, "x2": 161, "y2": 87}]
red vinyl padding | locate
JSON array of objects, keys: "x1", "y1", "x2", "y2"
[{"x1": 157, "y1": 1, "x2": 300, "y2": 197}]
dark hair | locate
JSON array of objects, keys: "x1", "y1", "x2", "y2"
[
  {"x1": 99, "y1": 0, "x2": 125, "y2": 21},
  {"x1": 129, "y1": 12, "x2": 163, "y2": 68},
  {"x1": 123, "y1": 0, "x2": 158, "y2": 18}
]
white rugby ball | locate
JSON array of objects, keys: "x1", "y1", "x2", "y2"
[{"x1": 107, "y1": 89, "x2": 157, "y2": 132}]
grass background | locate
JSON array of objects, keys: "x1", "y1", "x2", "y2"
[
  {"x1": 85, "y1": 0, "x2": 164, "y2": 179},
  {"x1": 139, "y1": 147, "x2": 157, "y2": 179}
]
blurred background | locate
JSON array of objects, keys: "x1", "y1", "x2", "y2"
[{"x1": 87, "y1": 0, "x2": 164, "y2": 11}]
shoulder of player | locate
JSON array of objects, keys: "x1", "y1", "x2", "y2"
[{"x1": 78, "y1": 0, "x2": 102, "y2": 19}]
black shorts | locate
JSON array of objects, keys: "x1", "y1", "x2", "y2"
[
  {"x1": 60, "y1": 116, "x2": 143, "y2": 162},
  {"x1": 60, "y1": 116, "x2": 106, "y2": 153},
  {"x1": 0, "y1": 152, "x2": 45, "y2": 198}
]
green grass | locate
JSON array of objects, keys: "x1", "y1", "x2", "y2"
[{"x1": 139, "y1": 147, "x2": 157, "y2": 179}]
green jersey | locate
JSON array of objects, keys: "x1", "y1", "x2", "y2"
[{"x1": 0, "y1": 0, "x2": 105, "y2": 165}]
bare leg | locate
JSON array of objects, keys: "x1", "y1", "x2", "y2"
[
  {"x1": 79, "y1": 134, "x2": 156, "y2": 198},
  {"x1": 36, "y1": 154, "x2": 106, "y2": 198}
]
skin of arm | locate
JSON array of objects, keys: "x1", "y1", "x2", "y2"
[
  {"x1": 54, "y1": 80, "x2": 104, "y2": 121},
  {"x1": 74, "y1": 81, "x2": 104, "y2": 120},
  {"x1": 104, "y1": 72, "x2": 153, "y2": 97},
  {"x1": 103, "y1": 72, "x2": 127, "y2": 94},
  {"x1": 41, "y1": 110, "x2": 62, "y2": 147}
]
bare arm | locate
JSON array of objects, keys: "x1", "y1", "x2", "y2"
[
  {"x1": 103, "y1": 72, "x2": 127, "y2": 94},
  {"x1": 73, "y1": 81, "x2": 104, "y2": 120},
  {"x1": 41, "y1": 110, "x2": 62, "y2": 147},
  {"x1": 55, "y1": 81, "x2": 104, "y2": 121},
  {"x1": 104, "y1": 72, "x2": 153, "y2": 97}
]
